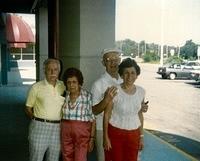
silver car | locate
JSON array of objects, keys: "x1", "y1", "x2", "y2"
[{"x1": 157, "y1": 63, "x2": 194, "y2": 80}]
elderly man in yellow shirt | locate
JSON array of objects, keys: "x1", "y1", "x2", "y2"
[{"x1": 25, "y1": 58, "x2": 65, "y2": 161}]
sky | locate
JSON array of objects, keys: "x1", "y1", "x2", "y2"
[{"x1": 116, "y1": 0, "x2": 200, "y2": 46}]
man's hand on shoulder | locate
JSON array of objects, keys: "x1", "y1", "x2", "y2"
[{"x1": 104, "y1": 86, "x2": 118, "y2": 103}]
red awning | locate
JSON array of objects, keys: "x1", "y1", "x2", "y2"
[{"x1": 6, "y1": 14, "x2": 35, "y2": 48}]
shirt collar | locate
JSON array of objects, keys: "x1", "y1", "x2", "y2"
[
  {"x1": 44, "y1": 78, "x2": 59, "y2": 87},
  {"x1": 65, "y1": 88, "x2": 84, "y2": 101},
  {"x1": 104, "y1": 71, "x2": 122, "y2": 83}
]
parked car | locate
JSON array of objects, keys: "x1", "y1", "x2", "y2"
[
  {"x1": 190, "y1": 70, "x2": 200, "y2": 81},
  {"x1": 157, "y1": 63, "x2": 194, "y2": 80},
  {"x1": 183, "y1": 61, "x2": 200, "y2": 70}
]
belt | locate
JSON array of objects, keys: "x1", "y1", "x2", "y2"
[{"x1": 33, "y1": 117, "x2": 60, "y2": 123}]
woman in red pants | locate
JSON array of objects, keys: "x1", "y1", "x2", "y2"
[
  {"x1": 61, "y1": 67, "x2": 96, "y2": 161},
  {"x1": 103, "y1": 58, "x2": 147, "y2": 161}
]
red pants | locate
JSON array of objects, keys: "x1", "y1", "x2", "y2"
[
  {"x1": 105, "y1": 124, "x2": 140, "y2": 161},
  {"x1": 61, "y1": 120, "x2": 91, "y2": 161}
]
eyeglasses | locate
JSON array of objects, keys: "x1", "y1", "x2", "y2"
[{"x1": 105, "y1": 57, "x2": 120, "y2": 63}]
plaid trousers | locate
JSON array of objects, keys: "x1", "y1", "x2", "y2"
[{"x1": 28, "y1": 120, "x2": 61, "y2": 161}]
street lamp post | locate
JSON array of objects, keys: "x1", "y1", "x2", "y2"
[
  {"x1": 160, "y1": 0, "x2": 165, "y2": 66},
  {"x1": 197, "y1": 45, "x2": 200, "y2": 61}
]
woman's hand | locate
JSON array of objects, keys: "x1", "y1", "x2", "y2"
[
  {"x1": 88, "y1": 138, "x2": 95, "y2": 152},
  {"x1": 103, "y1": 135, "x2": 112, "y2": 151},
  {"x1": 139, "y1": 136, "x2": 144, "y2": 151},
  {"x1": 141, "y1": 101, "x2": 148, "y2": 113}
]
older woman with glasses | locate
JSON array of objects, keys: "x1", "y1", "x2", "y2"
[{"x1": 61, "y1": 67, "x2": 96, "y2": 161}]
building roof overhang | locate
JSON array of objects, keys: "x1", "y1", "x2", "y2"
[{"x1": 0, "y1": 0, "x2": 37, "y2": 13}]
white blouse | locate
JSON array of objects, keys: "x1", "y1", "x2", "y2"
[{"x1": 109, "y1": 85, "x2": 145, "y2": 130}]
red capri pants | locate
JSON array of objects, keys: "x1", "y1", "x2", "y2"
[
  {"x1": 105, "y1": 123, "x2": 140, "y2": 161},
  {"x1": 61, "y1": 120, "x2": 92, "y2": 161}
]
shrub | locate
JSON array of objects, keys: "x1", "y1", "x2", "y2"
[
  {"x1": 164, "y1": 56, "x2": 183, "y2": 64},
  {"x1": 143, "y1": 52, "x2": 159, "y2": 62}
]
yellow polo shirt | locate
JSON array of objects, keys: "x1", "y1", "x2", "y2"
[{"x1": 26, "y1": 79, "x2": 65, "y2": 120}]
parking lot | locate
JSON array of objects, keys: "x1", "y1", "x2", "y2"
[{"x1": 136, "y1": 63, "x2": 200, "y2": 142}]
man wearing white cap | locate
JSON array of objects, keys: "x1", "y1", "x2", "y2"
[{"x1": 91, "y1": 48, "x2": 148, "y2": 161}]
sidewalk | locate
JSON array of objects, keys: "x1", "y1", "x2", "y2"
[{"x1": 141, "y1": 130, "x2": 198, "y2": 161}]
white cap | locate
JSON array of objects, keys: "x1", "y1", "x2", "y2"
[{"x1": 101, "y1": 48, "x2": 122, "y2": 58}]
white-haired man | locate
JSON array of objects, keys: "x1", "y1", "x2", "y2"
[{"x1": 25, "y1": 58, "x2": 65, "y2": 161}]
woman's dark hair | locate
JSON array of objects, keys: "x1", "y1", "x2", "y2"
[
  {"x1": 118, "y1": 58, "x2": 141, "y2": 76},
  {"x1": 62, "y1": 67, "x2": 84, "y2": 86}
]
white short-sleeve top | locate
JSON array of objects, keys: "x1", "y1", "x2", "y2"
[
  {"x1": 109, "y1": 85, "x2": 145, "y2": 130},
  {"x1": 91, "y1": 72, "x2": 122, "y2": 130},
  {"x1": 26, "y1": 79, "x2": 65, "y2": 120}
]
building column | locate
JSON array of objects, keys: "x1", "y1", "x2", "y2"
[
  {"x1": 35, "y1": 5, "x2": 49, "y2": 81},
  {"x1": 1, "y1": 44, "x2": 8, "y2": 85},
  {"x1": 59, "y1": 0, "x2": 116, "y2": 89},
  {"x1": 0, "y1": 13, "x2": 8, "y2": 85}
]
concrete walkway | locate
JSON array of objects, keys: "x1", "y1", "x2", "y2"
[{"x1": 141, "y1": 130, "x2": 198, "y2": 161}]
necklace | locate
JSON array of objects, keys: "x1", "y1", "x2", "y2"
[
  {"x1": 66, "y1": 92, "x2": 80, "y2": 110},
  {"x1": 68, "y1": 100, "x2": 79, "y2": 110}
]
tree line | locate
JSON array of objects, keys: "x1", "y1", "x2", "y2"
[{"x1": 115, "y1": 39, "x2": 199, "y2": 62}]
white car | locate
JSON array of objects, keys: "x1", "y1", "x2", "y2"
[{"x1": 184, "y1": 61, "x2": 200, "y2": 70}]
